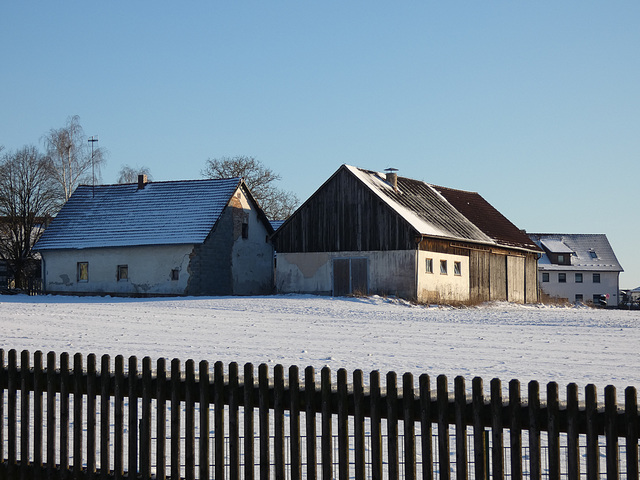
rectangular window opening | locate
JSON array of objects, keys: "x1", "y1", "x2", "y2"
[
  {"x1": 242, "y1": 219, "x2": 249, "y2": 239},
  {"x1": 440, "y1": 260, "x2": 448, "y2": 275},
  {"x1": 77, "y1": 262, "x2": 88, "y2": 282},
  {"x1": 117, "y1": 265, "x2": 129, "y2": 281},
  {"x1": 558, "y1": 273, "x2": 566, "y2": 283},
  {"x1": 171, "y1": 269, "x2": 180, "y2": 281},
  {"x1": 426, "y1": 258, "x2": 433, "y2": 274},
  {"x1": 575, "y1": 273, "x2": 583, "y2": 283},
  {"x1": 593, "y1": 273, "x2": 601, "y2": 283},
  {"x1": 542, "y1": 272, "x2": 549, "y2": 283},
  {"x1": 454, "y1": 261, "x2": 462, "y2": 276}
]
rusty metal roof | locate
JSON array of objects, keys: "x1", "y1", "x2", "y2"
[{"x1": 349, "y1": 166, "x2": 540, "y2": 252}]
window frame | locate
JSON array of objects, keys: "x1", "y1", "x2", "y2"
[
  {"x1": 575, "y1": 273, "x2": 583, "y2": 283},
  {"x1": 425, "y1": 258, "x2": 433, "y2": 274},
  {"x1": 117, "y1": 265, "x2": 129, "y2": 282},
  {"x1": 558, "y1": 273, "x2": 566, "y2": 283},
  {"x1": 77, "y1": 262, "x2": 89, "y2": 283},
  {"x1": 593, "y1": 273, "x2": 601, "y2": 284},
  {"x1": 454, "y1": 261, "x2": 462, "y2": 276},
  {"x1": 171, "y1": 269, "x2": 180, "y2": 281},
  {"x1": 542, "y1": 272, "x2": 549, "y2": 283},
  {"x1": 440, "y1": 260, "x2": 448, "y2": 275}
]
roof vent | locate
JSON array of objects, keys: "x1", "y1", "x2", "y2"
[
  {"x1": 138, "y1": 174, "x2": 148, "y2": 189},
  {"x1": 384, "y1": 167, "x2": 398, "y2": 191}
]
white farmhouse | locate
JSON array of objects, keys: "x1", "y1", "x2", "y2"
[
  {"x1": 528, "y1": 233, "x2": 623, "y2": 306},
  {"x1": 34, "y1": 176, "x2": 274, "y2": 296}
]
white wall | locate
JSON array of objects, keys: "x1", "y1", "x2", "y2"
[
  {"x1": 539, "y1": 270, "x2": 620, "y2": 306},
  {"x1": 416, "y1": 250, "x2": 469, "y2": 303},
  {"x1": 41, "y1": 244, "x2": 194, "y2": 295}
]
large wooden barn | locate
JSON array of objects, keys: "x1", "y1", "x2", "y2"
[{"x1": 272, "y1": 165, "x2": 541, "y2": 303}]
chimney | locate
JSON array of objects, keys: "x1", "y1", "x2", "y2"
[
  {"x1": 138, "y1": 174, "x2": 148, "y2": 189},
  {"x1": 385, "y1": 168, "x2": 398, "y2": 191}
]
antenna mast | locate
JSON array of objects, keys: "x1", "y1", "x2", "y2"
[{"x1": 88, "y1": 136, "x2": 98, "y2": 197}]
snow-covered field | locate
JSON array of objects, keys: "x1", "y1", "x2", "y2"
[{"x1": 1, "y1": 294, "x2": 639, "y2": 400}]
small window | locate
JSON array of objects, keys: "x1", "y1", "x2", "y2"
[
  {"x1": 575, "y1": 273, "x2": 583, "y2": 283},
  {"x1": 593, "y1": 273, "x2": 601, "y2": 283},
  {"x1": 542, "y1": 272, "x2": 549, "y2": 283},
  {"x1": 117, "y1": 265, "x2": 129, "y2": 281},
  {"x1": 454, "y1": 261, "x2": 462, "y2": 276},
  {"x1": 557, "y1": 254, "x2": 565, "y2": 264},
  {"x1": 589, "y1": 250, "x2": 598, "y2": 259},
  {"x1": 77, "y1": 262, "x2": 89, "y2": 282},
  {"x1": 425, "y1": 258, "x2": 433, "y2": 274},
  {"x1": 558, "y1": 273, "x2": 566, "y2": 283},
  {"x1": 171, "y1": 269, "x2": 180, "y2": 281},
  {"x1": 242, "y1": 219, "x2": 249, "y2": 239},
  {"x1": 575, "y1": 294, "x2": 583, "y2": 302},
  {"x1": 440, "y1": 260, "x2": 448, "y2": 275}
]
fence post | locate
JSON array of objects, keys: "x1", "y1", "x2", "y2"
[
  {"x1": 274, "y1": 364, "x2": 285, "y2": 480},
  {"x1": 259, "y1": 363, "x2": 270, "y2": 480},
  {"x1": 229, "y1": 361, "x2": 240, "y2": 480},
  {"x1": 290, "y1": 365, "x2": 302, "y2": 480},
  {"x1": 353, "y1": 370, "x2": 366, "y2": 480},
  {"x1": 33, "y1": 351, "x2": 44, "y2": 477},
  {"x1": 420, "y1": 374, "x2": 434, "y2": 480},
  {"x1": 170, "y1": 358, "x2": 181, "y2": 480},
  {"x1": 60, "y1": 352, "x2": 70, "y2": 478},
  {"x1": 490, "y1": 378, "x2": 504, "y2": 480},
  {"x1": 371, "y1": 370, "x2": 382, "y2": 480},
  {"x1": 114, "y1": 355, "x2": 124, "y2": 480},
  {"x1": 472, "y1": 377, "x2": 486, "y2": 480},
  {"x1": 185, "y1": 359, "x2": 196, "y2": 480},
  {"x1": 20, "y1": 350, "x2": 30, "y2": 480},
  {"x1": 128, "y1": 356, "x2": 139, "y2": 479},
  {"x1": 87, "y1": 353, "x2": 97, "y2": 478},
  {"x1": 46, "y1": 351, "x2": 56, "y2": 480},
  {"x1": 141, "y1": 357, "x2": 152, "y2": 480}
]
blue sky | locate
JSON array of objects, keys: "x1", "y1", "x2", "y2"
[{"x1": 2, "y1": 2, "x2": 639, "y2": 288}]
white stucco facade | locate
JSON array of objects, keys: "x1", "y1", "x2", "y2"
[
  {"x1": 276, "y1": 249, "x2": 470, "y2": 302},
  {"x1": 539, "y1": 270, "x2": 620, "y2": 306},
  {"x1": 41, "y1": 244, "x2": 194, "y2": 296}
]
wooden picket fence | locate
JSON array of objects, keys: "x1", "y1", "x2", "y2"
[{"x1": 0, "y1": 348, "x2": 639, "y2": 480}]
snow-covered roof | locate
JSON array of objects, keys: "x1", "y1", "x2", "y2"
[
  {"x1": 34, "y1": 178, "x2": 243, "y2": 250},
  {"x1": 529, "y1": 233, "x2": 624, "y2": 272},
  {"x1": 346, "y1": 165, "x2": 540, "y2": 252}
]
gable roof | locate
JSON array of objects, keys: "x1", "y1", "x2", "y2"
[
  {"x1": 346, "y1": 165, "x2": 540, "y2": 252},
  {"x1": 35, "y1": 178, "x2": 247, "y2": 250},
  {"x1": 528, "y1": 233, "x2": 623, "y2": 272}
]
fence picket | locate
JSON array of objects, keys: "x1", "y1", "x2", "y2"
[
  {"x1": 199, "y1": 360, "x2": 211, "y2": 480},
  {"x1": 353, "y1": 370, "x2": 365, "y2": 480},
  {"x1": 403, "y1": 372, "x2": 417, "y2": 480},
  {"x1": 244, "y1": 363, "x2": 256, "y2": 480},
  {"x1": 46, "y1": 351, "x2": 56, "y2": 480},
  {"x1": 0, "y1": 350, "x2": 4, "y2": 477},
  {"x1": 605, "y1": 385, "x2": 619, "y2": 479},
  {"x1": 274, "y1": 364, "x2": 285, "y2": 480},
  {"x1": 437, "y1": 374, "x2": 450, "y2": 480},
  {"x1": 7, "y1": 350, "x2": 17, "y2": 480},
  {"x1": 156, "y1": 358, "x2": 167, "y2": 480},
  {"x1": 33, "y1": 350, "x2": 44, "y2": 476},
  {"x1": 114, "y1": 355, "x2": 124, "y2": 480},
  {"x1": 626, "y1": 387, "x2": 639, "y2": 480},
  {"x1": 87, "y1": 353, "x2": 97, "y2": 478},
  {"x1": 567, "y1": 383, "x2": 580, "y2": 480},
  {"x1": 454, "y1": 376, "x2": 468, "y2": 480},
  {"x1": 420, "y1": 374, "x2": 434, "y2": 480},
  {"x1": 214, "y1": 361, "x2": 225, "y2": 480},
  {"x1": 21, "y1": 350, "x2": 30, "y2": 480},
  {"x1": 585, "y1": 384, "x2": 599, "y2": 480},
  {"x1": 258, "y1": 363, "x2": 270, "y2": 480},
  {"x1": 73, "y1": 353, "x2": 83, "y2": 480},
  {"x1": 388, "y1": 371, "x2": 399, "y2": 480},
  {"x1": 170, "y1": 358, "x2": 181, "y2": 480},
  {"x1": 490, "y1": 378, "x2": 504, "y2": 480},
  {"x1": 472, "y1": 377, "x2": 486, "y2": 480},
  {"x1": 509, "y1": 379, "x2": 522, "y2": 480},
  {"x1": 337, "y1": 368, "x2": 349, "y2": 480},
  {"x1": 321, "y1": 366, "x2": 332, "y2": 480},
  {"x1": 370, "y1": 370, "x2": 382, "y2": 480},
  {"x1": 547, "y1": 382, "x2": 560, "y2": 480},
  {"x1": 528, "y1": 381, "x2": 541, "y2": 480},
  {"x1": 305, "y1": 366, "x2": 317, "y2": 480},
  {"x1": 141, "y1": 357, "x2": 152, "y2": 480},
  {"x1": 128, "y1": 356, "x2": 138, "y2": 478},
  {"x1": 100, "y1": 354, "x2": 111, "y2": 480},
  {"x1": 185, "y1": 359, "x2": 196, "y2": 480},
  {"x1": 60, "y1": 352, "x2": 70, "y2": 479},
  {"x1": 228, "y1": 361, "x2": 240, "y2": 480},
  {"x1": 290, "y1": 365, "x2": 302, "y2": 480}
]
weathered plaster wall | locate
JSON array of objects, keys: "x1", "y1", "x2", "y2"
[
  {"x1": 275, "y1": 250, "x2": 416, "y2": 298},
  {"x1": 416, "y1": 250, "x2": 469, "y2": 303},
  {"x1": 41, "y1": 244, "x2": 193, "y2": 295}
]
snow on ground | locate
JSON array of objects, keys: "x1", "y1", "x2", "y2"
[{"x1": 1, "y1": 294, "x2": 640, "y2": 400}]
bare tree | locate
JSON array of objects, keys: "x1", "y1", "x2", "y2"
[
  {"x1": 117, "y1": 164, "x2": 153, "y2": 184},
  {"x1": 42, "y1": 115, "x2": 106, "y2": 202},
  {"x1": 201, "y1": 156, "x2": 299, "y2": 220},
  {"x1": 0, "y1": 146, "x2": 59, "y2": 288}
]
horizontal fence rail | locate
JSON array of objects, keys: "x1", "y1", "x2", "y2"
[{"x1": 0, "y1": 348, "x2": 639, "y2": 480}]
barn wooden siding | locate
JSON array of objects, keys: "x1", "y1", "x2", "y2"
[{"x1": 273, "y1": 168, "x2": 419, "y2": 253}]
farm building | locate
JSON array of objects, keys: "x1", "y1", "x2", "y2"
[
  {"x1": 528, "y1": 233, "x2": 623, "y2": 306},
  {"x1": 34, "y1": 175, "x2": 274, "y2": 296},
  {"x1": 272, "y1": 165, "x2": 541, "y2": 303}
]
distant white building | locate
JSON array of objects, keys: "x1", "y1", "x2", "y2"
[
  {"x1": 528, "y1": 233, "x2": 623, "y2": 306},
  {"x1": 34, "y1": 176, "x2": 275, "y2": 296}
]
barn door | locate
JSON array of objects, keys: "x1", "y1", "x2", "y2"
[{"x1": 332, "y1": 258, "x2": 368, "y2": 296}]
